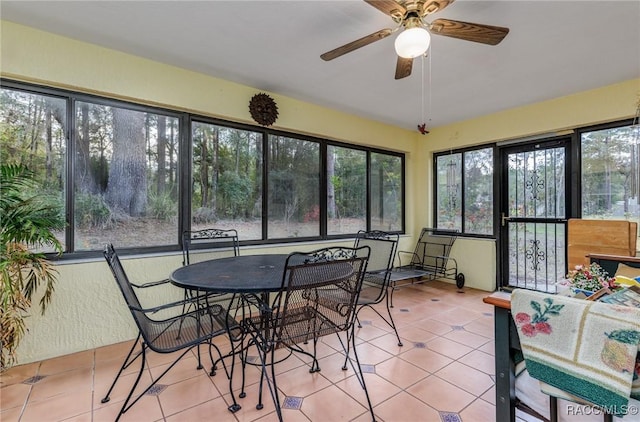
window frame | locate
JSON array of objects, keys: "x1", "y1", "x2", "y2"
[
  {"x1": 433, "y1": 145, "x2": 496, "y2": 238},
  {"x1": 1, "y1": 79, "x2": 405, "y2": 259}
]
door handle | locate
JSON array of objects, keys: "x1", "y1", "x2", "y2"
[{"x1": 501, "y1": 212, "x2": 511, "y2": 227}]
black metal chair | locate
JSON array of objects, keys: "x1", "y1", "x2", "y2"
[
  {"x1": 182, "y1": 228, "x2": 240, "y2": 265},
  {"x1": 346, "y1": 230, "x2": 402, "y2": 366},
  {"x1": 101, "y1": 244, "x2": 239, "y2": 421},
  {"x1": 180, "y1": 228, "x2": 240, "y2": 368},
  {"x1": 243, "y1": 246, "x2": 376, "y2": 421}
]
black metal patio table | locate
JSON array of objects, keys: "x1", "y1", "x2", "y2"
[
  {"x1": 170, "y1": 253, "x2": 288, "y2": 294},
  {"x1": 169, "y1": 254, "x2": 289, "y2": 413}
]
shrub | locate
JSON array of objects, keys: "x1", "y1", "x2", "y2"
[
  {"x1": 75, "y1": 193, "x2": 113, "y2": 228},
  {"x1": 148, "y1": 192, "x2": 177, "y2": 221}
]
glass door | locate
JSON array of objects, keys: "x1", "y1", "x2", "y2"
[{"x1": 499, "y1": 138, "x2": 571, "y2": 291}]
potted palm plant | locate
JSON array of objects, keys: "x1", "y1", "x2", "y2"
[{"x1": 0, "y1": 164, "x2": 64, "y2": 370}]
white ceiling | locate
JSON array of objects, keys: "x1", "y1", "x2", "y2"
[{"x1": 2, "y1": 0, "x2": 639, "y2": 131}]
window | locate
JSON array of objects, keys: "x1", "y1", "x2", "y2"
[
  {"x1": 0, "y1": 88, "x2": 67, "y2": 252},
  {"x1": 434, "y1": 147, "x2": 493, "y2": 235},
  {"x1": 74, "y1": 101, "x2": 180, "y2": 250},
  {"x1": 371, "y1": 152, "x2": 403, "y2": 232},
  {"x1": 0, "y1": 80, "x2": 405, "y2": 256},
  {"x1": 581, "y1": 121, "x2": 640, "y2": 226},
  {"x1": 191, "y1": 122, "x2": 262, "y2": 240},
  {"x1": 327, "y1": 146, "x2": 366, "y2": 235},
  {"x1": 267, "y1": 135, "x2": 320, "y2": 239}
]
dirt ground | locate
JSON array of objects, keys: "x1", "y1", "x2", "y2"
[{"x1": 71, "y1": 217, "x2": 366, "y2": 251}]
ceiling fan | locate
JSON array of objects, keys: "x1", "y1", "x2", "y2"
[{"x1": 320, "y1": 0, "x2": 509, "y2": 80}]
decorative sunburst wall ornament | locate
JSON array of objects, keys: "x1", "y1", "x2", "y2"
[{"x1": 249, "y1": 93, "x2": 279, "y2": 126}]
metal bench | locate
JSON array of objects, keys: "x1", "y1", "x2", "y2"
[{"x1": 388, "y1": 228, "x2": 465, "y2": 305}]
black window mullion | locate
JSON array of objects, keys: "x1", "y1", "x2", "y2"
[{"x1": 66, "y1": 96, "x2": 76, "y2": 253}]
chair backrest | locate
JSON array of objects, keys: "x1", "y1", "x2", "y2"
[
  {"x1": 411, "y1": 228, "x2": 458, "y2": 270},
  {"x1": 273, "y1": 246, "x2": 370, "y2": 344},
  {"x1": 354, "y1": 230, "x2": 398, "y2": 275},
  {"x1": 103, "y1": 243, "x2": 149, "y2": 335},
  {"x1": 182, "y1": 228, "x2": 239, "y2": 265}
]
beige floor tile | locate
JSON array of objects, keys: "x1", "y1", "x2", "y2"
[
  {"x1": 373, "y1": 390, "x2": 441, "y2": 422},
  {"x1": 374, "y1": 356, "x2": 429, "y2": 389},
  {"x1": 367, "y1": 332, "x2": 409, "y2": 356},
  {"x1": 458, "y1": 349, "x2": 495, "y2": 375},
  {"x1": 351, "y1": 322, "x2": 390, "y2": 342},
  {"x1": 478, "y1": 340, "x2": 495, "y2": 356},
  {"x1": 395, "y1": 324, "x2": 438, "y2": 344},
  {"x1": 0, "y1": 406, "x2": 23, "y2": 422},
  {"x1": 91, "y1": 394, "x2": 163, "y2": 422},
  {"x1": 426, "y1": 336, "x2": 474, "y2": 360},
  {"x1": 94, "y1": 339, "x2": 137, "y2": 363},
  {"x1": 157, "y1": 373, "x2": 221, "y2": 417},
  {"x1": 463, "y1": 317, "x2": 495, "y2": 338},
  {"x1": 1, "y1": 382, "x2": 31, "y2": 410},
  {"x1": 301, "y1": 385, "x2": 367, "y2": 421},
  {"x1": 147, "y1": 353, "x2": 207, "y2": 385},
  {"x1": 268, "y1": 365, "x2": 332, "y2": 397},
  {"x1": 398, "y1": 346, "x2": 453, "y2": 373},
  {"x1": 29, "y1": 367, "x2": 92, "y2": 401},
  {"x1": 336, "y1": 372, "x2": 401, "y2": 407},
  {"x1": 434, "y1": 361, "x2": 494, "y2": 396},
  {"x1": 407, "y1": 375, "x2": 475, "y2": 413},
  {"x1": 350, "y1": 342, "x2": 394, "y2": 366},
  {"x1": 21, "y1": 390, "x2": 92, "y2": 422},
  {"x1": 443, "y1": 329, "x2": 492, "y2": 349},
  {"x1": 38, "y1": 350, "x2": 94, "y2": 375},
  {"x1": 0, "y1": 362, "x2": 40, "y2": 387},
  {"x1": 480, "y1": 385, "x2": 496, "y2": 405},
  {"x1": 93, "y1": 368, "x2": 155, "y2": 409},
  {"x1": 460, "y1": 397, "x2": 496, "y2": 422},
  {"x1": 412, "y1": 318, "x2": 454, "y2": 336},
  {"x1": 430, "y1": 307, "x2": 485, "y2": 326}
]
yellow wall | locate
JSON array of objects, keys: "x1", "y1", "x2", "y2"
[{"x1": 2, "y1": 20, "x2": 639, "y2": 364}]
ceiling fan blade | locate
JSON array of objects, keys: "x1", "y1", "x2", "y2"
[
  {"x1": 395, "y1": 56, "x2": 413, "y2": 80},
  {"x1": 364, "y1": 0, "x2": 406, "y2": 20},
  {"x1": 421, "y1": 0, "x2": 454, "y2": 17},
  {"x1": 429, "y1": 18, "x2": 509, "y2": 45},
  {"x1": 321, "y1": 28, "x2": 393, "y2": 61}
]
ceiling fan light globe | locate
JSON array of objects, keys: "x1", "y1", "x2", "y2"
[{"x1": 394, "y1": 27, "x2": 431, "y2": 58}]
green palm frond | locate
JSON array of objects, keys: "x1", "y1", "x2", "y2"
[{"x1": 1, "y1": 164, "x2": 64, "y2": 370}]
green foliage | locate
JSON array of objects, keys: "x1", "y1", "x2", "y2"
[
  {"x1": 75, "y1": 193, "x2": 113, "y2": 228},
  {"x1": 147, "y1": 191, "x2": 177, "y2": 221},
  {"x1": 217, "y1": 171, "x2": 253, "y2": 218},
  {"x1": 0, "y1": 164, "x2": 64, "y2": 370}
]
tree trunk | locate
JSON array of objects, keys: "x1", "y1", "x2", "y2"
[
  {"x1": 157, "y1": 116, "x2": 167, "y2": 195},
  {"x1": 327, "y1": 148, "x2": 336, "y2": 218},
  {"x1": 200, "y1": 133, "x2": 209, "y2": 207},
  {"x1": 106, "y1": 108, "x2": 147, "y2": 216},
  {"x1": 45, "y1": 108, "x2": 53, "y2": 180},
  {"x1": 76, "y1": 104, "x2": 98, "y2": 194}
]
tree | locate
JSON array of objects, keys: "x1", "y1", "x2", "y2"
[{"x1": 106, "y1": 108, "x2": 147, "y2": 216}]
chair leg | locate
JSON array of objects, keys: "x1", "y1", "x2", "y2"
[
  {"x1": 349, "y1": 325, "x2": 376, "y2": 422},
  {"x1": 176, "y1": 289, "x2": 203, "y2": 370},
  {"x1": 101, "y1": 333, "x2": 142, "y2": 404},
  {"x1": 115, "y1": 342, "x2": 149, "y2": 422},
  {"x1": 384, "y1": 292, "x2": 403, "y2": 346}
]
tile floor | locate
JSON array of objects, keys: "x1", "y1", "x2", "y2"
[{"x1": 1, "y1": 281, "x2": 503, "y2": 422}]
